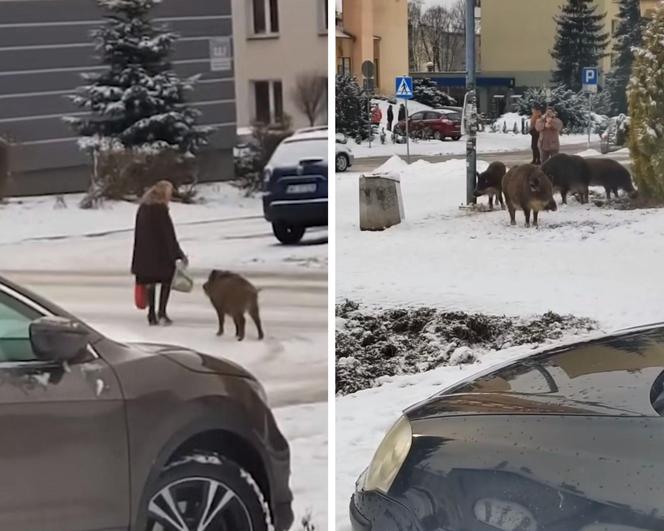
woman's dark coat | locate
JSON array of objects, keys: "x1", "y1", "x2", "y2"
[{"x1": 131, "y1": 203, "x2": 184, "y2": 284}]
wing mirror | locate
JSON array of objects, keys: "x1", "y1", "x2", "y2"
[{"x1": 29, "y1": 317, "x2": 90, "y2": 363}]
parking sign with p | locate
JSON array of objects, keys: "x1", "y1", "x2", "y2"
[{"x1": 582, "y1": 67, "x2": 598, "y2": 93}]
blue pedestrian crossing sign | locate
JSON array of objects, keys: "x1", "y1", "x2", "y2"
[
  {"x1": 395, "y1": 76, "x2": 414, "y2": 99},
  {"x1": 582, "y1": 67, "x2": 598, "y2": 93}
]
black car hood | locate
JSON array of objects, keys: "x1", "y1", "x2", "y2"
[
  {"x1": 406, "y1": 328, "x2": 664, "y2": 421},
  {"x1": 127, "y1": 342, "x2": 255, "y2": 379}
]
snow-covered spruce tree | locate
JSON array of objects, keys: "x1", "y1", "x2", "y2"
[
  {"x1": 65, "y1": 0, "x2": 212, "y2": 205},
  {"x1": 412, "y1": 78, "x2": 456, "y2": 107},
  {"x1": 335, "y1": 74, "x2": 371, "y2": 140},
  {"x1": 551, "y1": 0, "x2": 609, "y2": 92},
  {"x1": 516, "y1": 86, "x2": 593, "y2": 133},
  {"x1": 628, "y1": 4, "x2": 664, "y2": 202},
  {"x1": 605, "y1": 0, "x2": 643, "y2": 115}
]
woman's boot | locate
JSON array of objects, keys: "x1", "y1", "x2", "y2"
[
  {"x1": 147, "y1": 285, "x2": 158, "y2": 325},
  {"x1": 158, "y1": 283, "x2": 172, "y2": 326}
]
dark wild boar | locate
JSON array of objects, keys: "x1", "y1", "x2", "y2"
[
  {"x1": 502, "y1": 164, "x2": 557, "y2": 227},
  {"x1": 585, "y1": 158, "x2": 637, "y2": 200},
  {"x1": 474, "y1": 161, "x2": 507, "y2": 210},
  {"x1": 203, "y1": 270, "x2": 264, "y2": 341},
  {"x1": 541, "y1": 153, "x2": 590, "y2": 205}
]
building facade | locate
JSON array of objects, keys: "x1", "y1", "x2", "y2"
[
  {"x1": 336, "y1": 0, "x2": 408, "y2": 96},
  {"x1": 481, "y1": 0, "x2": 658, "y2": 90},
  {"x1": 0, "y1": 0, "x2": 236, "y2": 197},
  {"x1": 232, "y1": 0, "x2": 328, "y2": 129}
]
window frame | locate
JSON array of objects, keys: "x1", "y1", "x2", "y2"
[
  {"x1": 249, "y1": 0, "x2": 280, "y2": 38},
  {"x1": 251, "y1": 79, "x2": 285, "y2": 125}
]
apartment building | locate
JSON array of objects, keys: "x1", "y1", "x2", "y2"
[
  {"x1": 0, "y1": 0, "x2": 236, "y2": 196},
  {"x1": 336, "y1": 0, "x2": 408, "y2": 96},
  {"x1": 232, "y1": 0, "x2": 328, "y2": 129}
]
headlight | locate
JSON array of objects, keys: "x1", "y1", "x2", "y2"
[{"x1": 362, "y1": 415, "x2": 412, "y2": 494}]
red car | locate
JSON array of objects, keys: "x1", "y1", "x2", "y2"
[{"x1": 395, "y1": 108, "x2": 462, "y2": 141}]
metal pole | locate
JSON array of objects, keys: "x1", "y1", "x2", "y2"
[
  {"x1": 367, "y1": 97, "x2": 372, "y2": 149},
  {"x1": 587, "y1": 92, "x2": 592, "y2": 148},
  {"x1": 465, "y1": 0, "x2": 476, "y2": 205},
  {"x1": 405, "y1": 99, "x2": 411, "y2": 164}
]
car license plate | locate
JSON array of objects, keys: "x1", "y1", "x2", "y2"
[{"x1": 287, "y1": 183, "x2": 316, "y2": 194}]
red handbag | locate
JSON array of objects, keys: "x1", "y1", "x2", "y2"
[{"x1": 134, "y1": 283, "x2": 147, "y2": 310}]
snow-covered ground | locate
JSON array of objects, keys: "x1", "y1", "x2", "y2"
[
  {"x1": 0, "y1": 183, "x2": 328, "y2": 529},
  {"x1": 346, "y1": 100, "x2": 590, "y2": 159},
  {"x1": 0, "y1": 183, "x2": 327, "y2": 272},
  {"x1": 335, "y1": 152, "x2": 664, "y2": 529}
]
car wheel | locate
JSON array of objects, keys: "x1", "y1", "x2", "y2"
[
  {"x1": 433, "y1": 131, "x2": 442, "y2": 141},
  {"x1": 452, "y1": 135, "x2": 461, "y2": 141},
  {"x1": 336, "y1": 153, "x2": 349, "y2": 172},
  {"x1": 145, "y1": 453, "x2": 270, "y2": 531},
  {"x1": 272, "y1": 222, "x2": 305, "y2": 244}
]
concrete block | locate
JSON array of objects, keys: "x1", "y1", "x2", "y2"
[{"x1": 359, "y1": 172, "x2": 405, "y2": 231}]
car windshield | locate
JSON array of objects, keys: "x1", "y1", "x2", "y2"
[
  {"x1": 269, "y1": 138, "x2": 328, "y2": 166},
  {"x1": 442, "y1": 111, "x2": 461, "y2": 120}
]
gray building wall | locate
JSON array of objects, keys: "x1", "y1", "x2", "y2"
[{"x1": 0, "y1": 0, "x2": 236, "y2": 197}]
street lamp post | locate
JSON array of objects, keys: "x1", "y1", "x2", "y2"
[{"x1": 465, "y1": 0, "x2": 477, "y2": 205}]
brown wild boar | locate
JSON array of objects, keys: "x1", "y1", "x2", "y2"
[
  {"x1": 585, "y1": 158, "x2": 637, "y2": 200},
  {"x1": 541, "y1": 153, "x2": 591, "y2": 205},
  {"x1": 203, "y1": 270, "x2": 264, "y2": 341},
  {"x1": 502, "y1": 164, "x2": 557, "y2": 227},
  {"x1": 474, "y1": 161, "x2": 507, "y2": 210}
]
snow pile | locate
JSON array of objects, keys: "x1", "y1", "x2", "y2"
[
  {"x1": 335, "y1": 300, "x2": 597, "y2": 395},
  {"x1": 491, "y1": 112, "x2": 527, "y2": 133}
]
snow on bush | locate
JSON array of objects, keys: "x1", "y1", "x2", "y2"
[
  {"x1": 628, "y1": 2, "x2": 664, "y2": 202},
  {"x1": 335, "y1": 301, "x2": 597, "y2": 395}
]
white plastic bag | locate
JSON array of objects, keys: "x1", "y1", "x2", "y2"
[{"x1": 172, "y1": 259, "x2": 194, "y2": 293}]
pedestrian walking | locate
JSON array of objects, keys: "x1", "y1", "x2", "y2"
[
  {"x1": 398, "y1": 103, "x2": 406, "y2": 123},
  {"x1": 529, "y1": 106, "x2": 543, "y2": 164},
  {"x1": 387, "y1": 104, "x2": 394, "y2": 131},
  {"x1": 371, "y1": 104, "x2": 382, "y2": 126},
  {"x1": 536, "y1": 107, "x2": 563, "y2": 164},
  {"x1": 131, "y1": 180, "x2": 187, "y2": 326}
]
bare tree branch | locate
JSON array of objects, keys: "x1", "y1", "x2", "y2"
[{"x1": 291, "y1": 73, "x2": 327, "y2": 127}]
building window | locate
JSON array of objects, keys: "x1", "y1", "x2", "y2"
[
  {"x1": 337, "y1": 57, "x2": 351, "y2": 75},
  {"x1": 253, "y1": 80, "x2": 283, "y2": 124},
  {"x1": 319, "y1": 0, "x2": 328, "y2": 32},
  {"x1": 251, "y1": 0, "x2": 279, "y2": 35},
  {"x1": 374, "y1": 57, "x2": 380, "y2": 90}
]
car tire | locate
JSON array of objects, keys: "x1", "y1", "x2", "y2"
[
  {"x1": 272, "y1": 222, "x2": 305, "y2": 244},
  {"x1": 452, "y1": 135, "x2": 461, "y2": 141},
  {"x1": 336, "y1": 153, "x2": 349, "y2": 172},
  {"x1": 144, "y1": 453, "x2": 271, "y2": 531},
  {"x1": 433, "y1": 131, "x2": 443, "y2": 141}
]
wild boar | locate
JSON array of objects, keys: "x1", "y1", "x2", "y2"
[
  {"x1": 541, "y1": 153, "x2": 591, "y2": 205},
  {"x1": 502, "y1": 164, "x2": 557, "y2": 227},
  {"x1": 203, "y1": 270, "x2": 264, "y2": 341},
  {"x1": 474, "y1": 161, "x2": 507, "y2": 210},
  {"x1": 585, "y1": 158, "x2": 637, "y2": 200}
]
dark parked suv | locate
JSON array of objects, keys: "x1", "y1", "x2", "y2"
[
  {"x1": 0, "y1": 275, "x2": 293, "y2": 531},
  {"x1": 395, "y1": 109, "x2": 462, "y2": 141},
  {"x1": 262, "y1": 130, "x2": 328, "y2": 244}
]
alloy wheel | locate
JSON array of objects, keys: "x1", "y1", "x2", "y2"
[{"x1": 147, "y1": 477, "x2": 254, "y2": 531}]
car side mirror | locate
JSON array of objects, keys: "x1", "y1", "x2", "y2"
[{"x1": 29, "y1": 317, "x2": 90, "y2": 363}]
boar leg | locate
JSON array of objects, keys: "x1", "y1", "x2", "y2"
[
  {"x1": 215, "y1": 307, "x2": 225, "y2": 336},
  {"x1": 234, "y1": 314, "x2": 246, "y2": 342},
  {"x1": 488, "y1": 193, "x2": 494, "y2": 210},
  {"x1": 250, "y1": 302, "x2": 265, "y2": 340},
  {"x1": 604, "y1": 187, "x2": 611, "y2": 201},
  {"x1": 498, "y1": 192, "x2": 505, "y2": 210},
  {"x1": 533, "y1": 210, "x2": 539, "y2": 227},
  {"x1": 508, "y1": 206, "x2": 516, "y2": 226},
  {"x1": 560, "y1": 188, "x2": 568, "y2": 205},
  {"x1": 612, "y1": 187, "x2": 619, "y2": 198},
  {"x1": 523, "y1": 208, "x2": 531, "y2": 228}
]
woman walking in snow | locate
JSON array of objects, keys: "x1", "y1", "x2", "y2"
[
  {"x1": 536, "y1": 107, "x2": 563, "y2": 164},
  {"x1": 131, "y1": 180, "x2": 187, "y2": 326},
  {"x1": 398, "y1": 103, "x2": 406, "y2": 123},
  {"x1": 387, "y1": 104, "x2": 394, "y2": 131}
]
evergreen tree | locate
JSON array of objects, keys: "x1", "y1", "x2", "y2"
[
  {"x1": 628, "y1": 4, "x2": 664, "y2": 201},
  {"x1": 605, "y1": 0, "x2": 643, "y2": 115},
  {"x1": 551, "y1": 0, "x2": 609, "y2": 92},
  {"x1": 66, "y1": 0, "x2": 211, "y2": 155},
  {"x1": 412, "y1": 78, "x2": 456, "y2": 107},
  {"x1": 335, "y1": 74, "x2": 371, "y2": 140}
]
